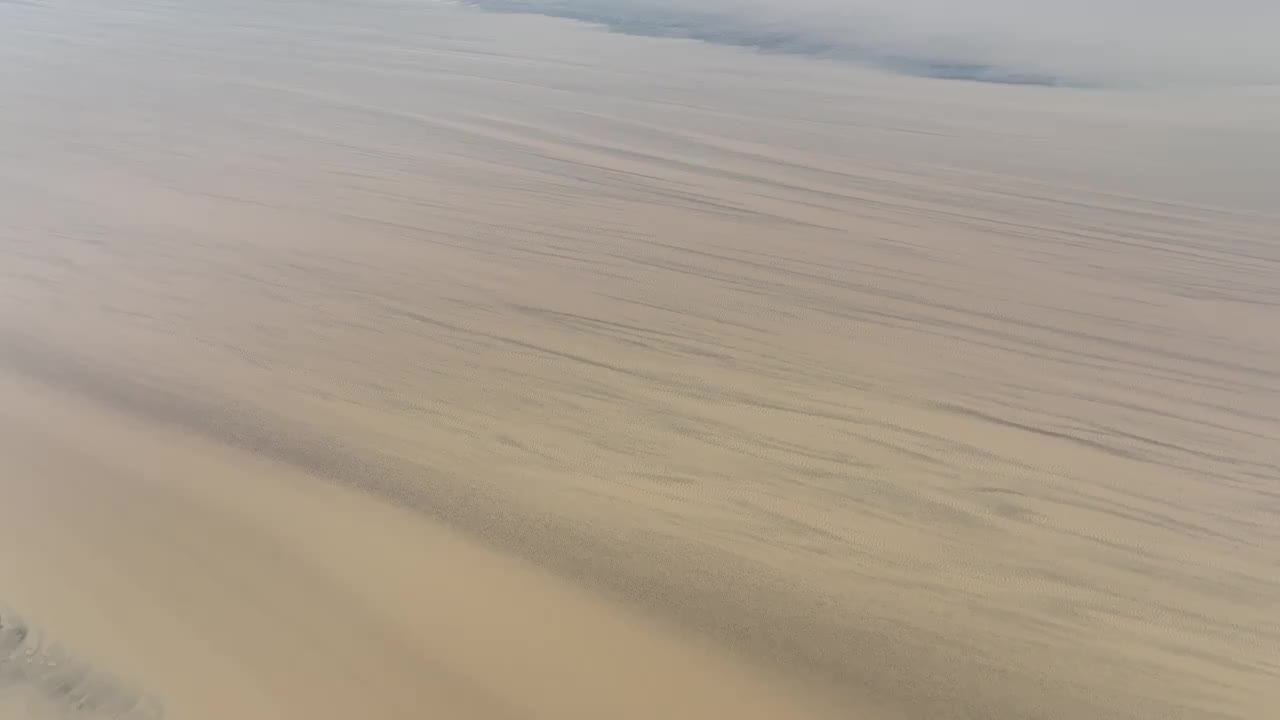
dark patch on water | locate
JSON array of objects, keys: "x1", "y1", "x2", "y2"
[{"x1": 462, "y1": 0, "x2": 1070, "y2": 86}]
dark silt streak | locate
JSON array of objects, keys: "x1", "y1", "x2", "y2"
[{"x1": 461, "y1": 0, "x2": 1069, "y2": 86}]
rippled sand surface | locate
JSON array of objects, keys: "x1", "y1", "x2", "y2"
[{"x1": 2, "y1": 1, "x2": 1278, "y2": 718}]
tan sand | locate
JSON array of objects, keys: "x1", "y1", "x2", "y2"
[{"x1": 1, "y1": 1, "x2": 1278, "y2": 719}]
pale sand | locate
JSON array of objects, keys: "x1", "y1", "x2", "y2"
[{"x1": 1, "y1": 1, "x2": 1278, "y2": 719}]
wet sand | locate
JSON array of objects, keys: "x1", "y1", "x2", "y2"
[{"x1": 2, "y1": 1, "x2": 1278, "y2": 718}]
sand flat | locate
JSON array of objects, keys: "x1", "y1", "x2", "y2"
[
  {"x1": 0, "y1": 372, "x2": 846, "y2": 720},
  {"x1": 1, "y1": 1, "x2": 1278, "y2": 718}
]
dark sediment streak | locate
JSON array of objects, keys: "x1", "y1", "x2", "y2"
[{"x1": 463, "y1": 0, "x2": 1068, "y2": 86}]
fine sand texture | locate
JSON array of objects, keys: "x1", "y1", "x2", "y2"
[{"x1": 2, "y1": 1, "x2": 1279, "y2": 719}]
